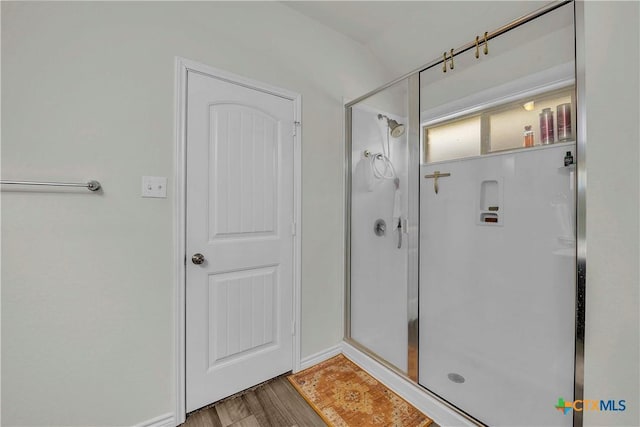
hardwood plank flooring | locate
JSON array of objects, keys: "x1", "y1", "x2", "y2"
[{"x1": 182, "y1": 375, "x2": 326, "y2": 427}]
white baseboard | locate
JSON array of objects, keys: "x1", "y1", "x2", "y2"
[
  {"x1": 134, "y1": 412, "x2": 176, "y2": 427},
  {"x1": 298, "y1": 344, "x2": 343, "y2": 371},
  {"x1": 341, "y1": 341, "x2": 476, "y2": 427}
]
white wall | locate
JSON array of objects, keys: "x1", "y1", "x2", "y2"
[
  {"x1": 582, "y1": 2, "x2": 640, "y2": 426},
  {"x1": 0, "y1": 2, "x2": 391, "y2": 425}
]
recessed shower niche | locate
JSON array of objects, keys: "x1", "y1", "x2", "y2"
[{"x1": 478, "y1": 178, "x2": 502, "y2": 225}]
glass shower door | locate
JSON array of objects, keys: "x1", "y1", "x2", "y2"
[
  {"x1": 347, "y1": 78, "x2": 415, "y2": 374},
  {"x1": 418, "y1": 3, "x2": 576, "y2": 425}
]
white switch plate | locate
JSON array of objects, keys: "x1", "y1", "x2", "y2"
[{"x1": 142, "y1": 176, "x2": 167, "y2": 198}]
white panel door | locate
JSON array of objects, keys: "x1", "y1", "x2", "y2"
[{"x1": 186, "y1": 71, "x2": 295, "y2": 411}]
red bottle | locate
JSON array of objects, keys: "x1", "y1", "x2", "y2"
[{"x1": 539, "y1": 108, "x2": 555, "y2": 144}]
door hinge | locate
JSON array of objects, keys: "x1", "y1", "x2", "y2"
[
  {"x1": 291, "y1": 222, "x2": 297, "y2": 236},
  {"x1": 292, "y1": 121, "x2": 301, "y2": 137},
  {"x1": 292, "y1": 321, "x2": 296, "y2": 336}
]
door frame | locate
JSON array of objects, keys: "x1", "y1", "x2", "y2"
[{"x1": 174, "y1": 57, "x2": 302, "y2": 424}]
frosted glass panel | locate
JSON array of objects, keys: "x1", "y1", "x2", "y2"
[
  {"x1": 422, "y1": 87, "x2": 574, "y2": 164},
  {"x1": 424, "y1": 115, "x2": 480, "y2": 163}
]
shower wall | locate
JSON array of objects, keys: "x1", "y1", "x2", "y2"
[
  {"x1": 419, "y1": 143, "x2": 576, "y2": 426},
  {"x1": 350, "y1": 96, "x2": 409, "y2": 372}
]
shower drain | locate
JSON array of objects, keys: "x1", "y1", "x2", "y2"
[{"x1": 447, "y1": 373, "x2": 465, "y2": 383}]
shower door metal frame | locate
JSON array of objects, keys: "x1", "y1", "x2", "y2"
[
  {"x1": 573, "y1": 2, "x2": 587, "y2": 426},
  {"x1": 344, "y1": 1, "x2": 585, "y2": 426}
]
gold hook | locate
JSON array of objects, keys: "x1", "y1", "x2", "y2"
[
  {"x1": 449, "y1": 49, "x2": 454, "y2": 70},
  {"x1": 475, "y1": 36, "x2": 480, "y2": 58},
  {"x1": 484, "y1": 31, "x2": 489, "y2": 55},
  {"x1": 442, "y1": 52, "x2": 447, "y2": 73}
]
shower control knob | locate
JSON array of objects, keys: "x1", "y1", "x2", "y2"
[
  {"x1": 191, "y1": 253, "x2": 205, "y2": 265},
  {"x1": 374, "y1": 219, "x2": 386, "y2": 237}
]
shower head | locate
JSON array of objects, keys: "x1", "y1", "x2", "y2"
[
  {"x1": 378, "y1": 114, "x2": 405, "y2": 138},
  {"x1": 387, "y1": 119, "x2": 405, "y2": 138}
]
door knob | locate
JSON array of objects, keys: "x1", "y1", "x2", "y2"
[{"x1": 191, "y1": 253, "x2": 205, "y2": 265}]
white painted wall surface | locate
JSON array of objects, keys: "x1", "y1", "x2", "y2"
[
  {"x1": 582, "y1": 2, "x2": 640, "y2": 426},
  {"x1": 0, "y1": 2, "x2": 391, "y2": 425}
]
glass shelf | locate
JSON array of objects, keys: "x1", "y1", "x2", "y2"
[{"x1": 423, "y1": 140, "x2": 575, "y2": 167}]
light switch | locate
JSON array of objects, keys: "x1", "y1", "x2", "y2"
[{"x1": 142, "y1": 176, "x2": 167, "y2": 198}]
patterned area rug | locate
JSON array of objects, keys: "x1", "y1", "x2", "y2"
[{"x1": 288, "y1": 354, "x2": 433, "y2": 427}]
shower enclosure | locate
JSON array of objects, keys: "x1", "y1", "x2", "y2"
[{"x1": 345, "y1": 2, "x2": 583, "y2": 426}]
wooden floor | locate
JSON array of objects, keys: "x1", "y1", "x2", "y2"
[{"x1": 182, "y1": 375, "x2": 326, "y2": 427}]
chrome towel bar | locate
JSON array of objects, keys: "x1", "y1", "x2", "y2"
[{"x1": 0, "y1": 180, "x2": 101, "y2": 192}]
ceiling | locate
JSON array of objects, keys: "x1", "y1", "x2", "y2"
[{"x1": 283, "y1": 1, "x2": 430, "y2": 45}]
